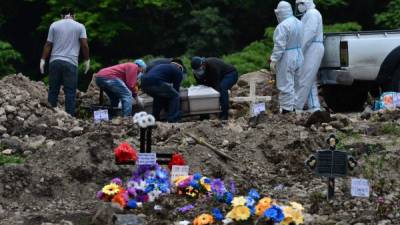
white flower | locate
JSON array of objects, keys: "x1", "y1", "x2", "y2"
[
  {"x1": 176, "y1": 221, "x2": 191, "y2": 225},
  {"x1": 222, "y1": 218, "x2": 233, "y2": 224}
]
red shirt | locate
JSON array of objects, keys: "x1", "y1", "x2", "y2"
[{"x1": 96, "y1": 63, "x2": 139, "y2": 94}]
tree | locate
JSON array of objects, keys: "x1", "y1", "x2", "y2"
[
  {"x1": 0, "y1": 41, "x2": 22, "y2": 76},
  {"x1": 375, "y1": 0, "x2": 400, "y2": 29},
  {"x1": 179, "y1": 7, "x2": 234, "y2": 56}
]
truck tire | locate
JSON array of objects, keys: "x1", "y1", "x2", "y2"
[
  {"x1": 381, "y1": 66, "x2": 400, "y2": 92},
  {"x1": 322, "y1": 84, "x2": 368, "y2": 112}
]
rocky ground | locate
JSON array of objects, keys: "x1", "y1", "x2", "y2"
[{"x1": 0, "y1": 73, "x2": 399, "y2": 225}]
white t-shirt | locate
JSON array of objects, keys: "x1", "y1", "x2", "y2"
[{"x1": 47, "y1": 19, "x2": 87, "y2": 67}]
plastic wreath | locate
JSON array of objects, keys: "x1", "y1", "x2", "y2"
[{"x1": 114, "y1": 142, "x2": 137, "y2": 164}]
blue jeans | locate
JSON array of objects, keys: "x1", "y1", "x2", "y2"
[
  {"x1": 48, "y1": 60, "x2": 78, "y2": 116},
  {"x1": 142, "y1": 82, "x2": 181, "y2": 122},
  {"x1": 95, "y1": 77, "x2": 132, "y2": 117},
  {"x1": 219, "y1": 70, "x2": 238, "y2": 119}
]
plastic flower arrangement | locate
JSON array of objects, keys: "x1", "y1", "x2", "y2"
[
  {"x1": 127, "y1": 164, "x2": 170, "y2": 202},
  {"x1": 168, "y1": 153, "x2": 186, "y2": 170},
  {"x1": 97, "y1": 164, "x2": 171, "y2": 209},
  {"x1": 114, "y1": 142, "x2": 138, "y2": 164},
  {"x1": 175, "y1": 173, "x2": 212, "y2": 198}
]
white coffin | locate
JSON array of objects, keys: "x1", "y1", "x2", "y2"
[{"x1": 187, "y1": 85, "x2": 220, "y2": 115}]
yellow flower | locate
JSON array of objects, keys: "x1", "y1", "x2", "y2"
[
  {"x1": 255, "y1": 202, "x2": 270, "y2": 216},
  {"x1": 231, "y1": 196, "x2": 247, "y2": 207},
  {"x1": 200, "y1": 177, "x2": 211, "y2": 192},
  {"x1": 102, "y1": 183, "x2": 120, "y2": 196},
  {"x1": 258, "y1": 197, "x2": 272, "y2": 207},
  {"x1": 174, "y1": 176, "x2": 189, "y2": 185},
  {"x1": 283, "y1": 206, "x2": 304, "y2": 225},
  {"x1": 227, "y1": 206, "x2": 251, "y2": 221},
  {"x1": 290, "y1": 202, "x2": 304, "y2": 211},
  {"x1": 193, "y1": 213, "x2": 214, "y2": 225}
]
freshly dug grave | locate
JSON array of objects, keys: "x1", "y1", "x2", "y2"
[{"x1": 0, "y1": 74, "x2": 399, "y2": 225}]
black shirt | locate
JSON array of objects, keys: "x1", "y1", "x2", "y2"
[{"x1": 195, "y1": 57, "x2": 236, "y2": 91}]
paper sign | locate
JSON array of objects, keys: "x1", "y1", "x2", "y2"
[
  {"x1": 252, "y1": 102, "x2": 266, "y2": 116},
  {"x1": 171, "y1": 165, "x2": 190, "y2": 182},
  {"x1": 351, "y1": 178, "x2": 370, "y2": 197},
  {"x1": 94, "y1": 110, "x2": 109, "y2": 122},
  {"x1": 138, "y1": 153, "x2": 157, "y2": 165}
]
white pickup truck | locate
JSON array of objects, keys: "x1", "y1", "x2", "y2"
[{"x1": 319, "y1": 30, "x2": 400, "y2": 112}]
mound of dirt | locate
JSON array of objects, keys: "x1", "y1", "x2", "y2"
[{"x1": 0, "y1": 74, "x2": 399, "y2": 225}]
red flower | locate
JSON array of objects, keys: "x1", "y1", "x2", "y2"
[
  {"x1": 114, "y1": 142, "x2": 138, "y2": 164},
  {"x1": 168, "y1": 153, "x2": 186, "y2": 170}
]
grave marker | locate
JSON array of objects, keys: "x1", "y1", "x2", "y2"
[
  {"x1": 231, "y1": 79, "x2": 271, "y2": 117},
  {"x1": 305, "y1": 134, "x2": 358, "y2": 199}
]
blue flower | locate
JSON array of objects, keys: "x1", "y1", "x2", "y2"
[
  {"x1": 193, "y1": 172, "x2": 202, "y2": 180},
  {"x1": 224, "y1": 192, "x2": 234, "y2": 204},
  {"x1": 156, "y1": 169, "x2": 168, "y2": 181},
  {"x1": 159, "y1": 183, "x2": 170, "y2": 193},
  {"x1": 212, "y1": 208, "x2": 224, "y2": 221},
  {"x1": 248, "y1": 205, "x2": 256, "y2": 216},
  {"x1": 203, "y1": 177, "x2": 211, "y2": 184},
  {"x1": 248, "y1": 189, "x2": 260, "y2": 200},
  {"x1": 145, "y1": 177, "x2": 157, "y2": 184},
  {"x1": 264, "y1": 205, "x2": 284, "y2": 223},
  {"x1": 127, "y1": 200, "x2": 138, "y2": 209},
  {"x1": 246, "y1": 196, "x2": 256, "y2": 207},
  {"x1": 190, "y1": 180, "x2": 200, "y2": 189},
  {"x1": 144, "y1": 184, "x2": 155, "y2": 193}
]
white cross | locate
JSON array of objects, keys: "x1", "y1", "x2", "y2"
[
  {"x1": 231, "y1": 79, "x2": 271, "y2": 116},
  {"x1": 231, "y1": 79, "x2": 271, "y2": 103}
]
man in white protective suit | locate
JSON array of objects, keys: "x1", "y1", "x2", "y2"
[
  {"x1": 270, "y1": 1, "x2": 304, "y2": 114},
  {"x1": 295, "y1": 0, "x2": 324, "y2": 112}
]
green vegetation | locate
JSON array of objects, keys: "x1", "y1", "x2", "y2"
[
  {"x1": 380, "y1": 122, "x2": 400, "y2": 135},
  {"x1": 0, "y1": 0, "x2": 396, "y2": 78},
  {"x1": 0, "y1": 41, "x2": 22, "y2": 77},
  {"x1": 0, "y1": 154, "x2": 23, "y2": 166}
]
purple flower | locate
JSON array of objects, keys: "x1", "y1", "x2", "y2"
[
  {"x1": 211, "y1": 179, "x2": 226, "y2": 196},
  {"x1": 128, "y1": 187, "x2": 137, "y2": 197},
  {"x1": 178, "y1": 204, "x2": 195, "y2": 213},
  {"x1": 111, "y1": 178, "x2": 123, "y2": 186},
  {"x1": 96, "y1": 191, "x2": 104, "y2": 200}
]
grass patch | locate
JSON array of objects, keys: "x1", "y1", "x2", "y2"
[
  {"x1": 0, "y1": 154, "x2": 23, "y2": 166},
  {"x1": 380, "y1": 123, "x2": 400, "y2": 135}
]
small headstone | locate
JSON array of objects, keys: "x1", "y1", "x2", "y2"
[
  {"x1": 137, "y1": 153, "x2": 157, "y2": 166},
  {"x1": 171, "y1": 165, "x2": 190, "y2": 182},
  {"x1": 351, "y1": 178, "x2": 370, "y2": 198},
  {"x1": 94, "y1": 109, "x2": 109, "y2": 123}
]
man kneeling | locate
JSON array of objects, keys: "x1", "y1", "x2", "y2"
[{"x1": 95, "y1": 59, "x2": 146, "y2": 117}]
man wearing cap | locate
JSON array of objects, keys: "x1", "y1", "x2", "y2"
[
  {"x1": 141, "y1": 59, "x2": 185, "y2": 123},
  {"x1": 191, "y1": 57, "x2": 238, "y2": 120},
  {"x1": 95, "y1": 59, "x2": 147, "y2": 117}
]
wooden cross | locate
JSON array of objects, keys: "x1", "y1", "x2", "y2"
[
  {"x1": 231, "y1": 79, "x2": 271, "y2": 117},
  {"x1": 231, "y1": 79, "x2": 271, "y2": 103}
]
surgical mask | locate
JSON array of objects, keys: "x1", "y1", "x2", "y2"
[
  {"x1": 194, "y1": 69, "x2": 205, "y2": 79},
  {"x1": 298, "y1": 4, "x2": 307, "y2": 13}
]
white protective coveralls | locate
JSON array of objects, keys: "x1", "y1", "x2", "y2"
[
  {"x1": 270, "y1": 1, "x2": 304, "y2": 112},
  {"x1": 295, "y1": 0, "x2": 324, "y2": 111}
]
